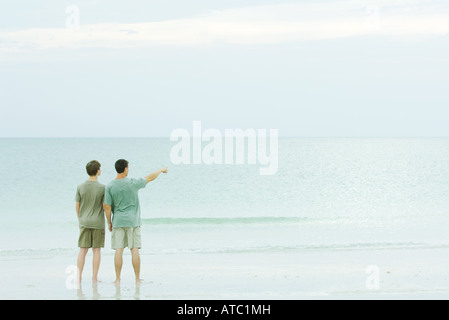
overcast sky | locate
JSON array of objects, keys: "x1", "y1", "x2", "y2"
[{"x1": 1, "y1": 0, "x2": 448, "y2": 137}]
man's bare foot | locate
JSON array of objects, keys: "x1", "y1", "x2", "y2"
[
  {"x1": 113, "y1": 279, "x2": 121, "y2": 286},
  {"x1": 136, "y1": 279, "x2": 143, "y2": 285},
  {"x1": 75, "y1": 277, "x2": 82, "y2": 287}
]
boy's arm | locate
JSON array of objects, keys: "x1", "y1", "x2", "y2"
[
  {"x1": 75, "y1": 186, "x2": 81, "y2": 219},
  {"x1": 75, "y1": 202, "x2": 80, "y2": 219},
  {"x1": 76, "y1": 202, "x2": 81, "y2": 229},
  {"x1": 145, "y1": 167, "x2": 168, "y2": 184},
  {"x1": 103, "y1": 204, "x2": 112, "y2": 232}
]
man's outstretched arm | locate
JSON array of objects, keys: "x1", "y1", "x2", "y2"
[{"x1": 145, "y1": 167, "x2": 168, "y2": 184}]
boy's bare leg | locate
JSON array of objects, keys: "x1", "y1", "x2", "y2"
[
  {"x1": 76, "y1": 248, "x2": 89, "y2": 284},
  {"x1": 130, "y1": 248, "x2": 141, "y2": 284},
  {"x1": 114, "y1": 248, "x2": 124, "y2": 285},
  {"x1": 92, "y1": 248, "x2": 101, "y2": 283}
]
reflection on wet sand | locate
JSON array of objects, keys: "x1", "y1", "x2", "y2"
[
  {"x1": 76, "y1": 282, "x2": 141, "y2": 300},
  {"x1": 115, "y1": 283, "x2": 141, "y2": 300}
]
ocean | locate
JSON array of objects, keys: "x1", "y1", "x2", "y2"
[{"x1": 1, "y1": 138, "x2": 449, "y2": 299}]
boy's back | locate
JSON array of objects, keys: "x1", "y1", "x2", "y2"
[{"x1": 76, "y1": 181, "x2": 105, "y2": 229}]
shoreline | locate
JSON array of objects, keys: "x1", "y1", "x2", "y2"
[{"x1": 1, "y1": 246, "x2": 448, "y2": 300}]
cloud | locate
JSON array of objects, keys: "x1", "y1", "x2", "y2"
[{"x1": 0, "y1": 0, "x2": 448, "y2": 55}]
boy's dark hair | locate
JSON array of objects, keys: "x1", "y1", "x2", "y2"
[
  {"x1": 86, "y1": 160, "x2": 101, "y2": 176},
  {"x1": 115, "y1": 159, "x2": 129, "y2": 174}
]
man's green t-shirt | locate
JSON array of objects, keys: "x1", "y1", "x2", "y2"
[
  {"x1": 104, "y1": 177, "x2": 147, "y2": 228},
  {"x1": 75, "y1": 181, "x2": 105, "y2": 229}
]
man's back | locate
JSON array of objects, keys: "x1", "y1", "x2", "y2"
[
  {"x1": 76, "y1": 181, "x2": 105, "y2": 229},
  {"x1": 105, "y1": 177, "x2": 147, "y2": 228}
]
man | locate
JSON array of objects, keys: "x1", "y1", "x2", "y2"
[
  {"x1": 75, "y1": 160, "x2": 105, "y2": 285},
  {"x1": 104, "y1": 159, "x2": 167, "y2": 285}
]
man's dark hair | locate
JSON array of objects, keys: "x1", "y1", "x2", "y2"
[
  {"x1": 115, "y1": 159, "x2": 129, "y2": 174},
  {"x1": 86, "y1": 160, "x2": 101, "y2": 176}
]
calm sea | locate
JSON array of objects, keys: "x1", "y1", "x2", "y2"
[{"x1": 1, "y1": 138, "x2": 449, "y2": 256}]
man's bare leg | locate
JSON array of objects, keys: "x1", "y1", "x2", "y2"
[
  {"x1": 76, "y1": 248, "x2": 89, "y2": 284},
  {"x1": 92, "y1": 248, "x2": 101, "y2": 283},
  {"x1": 114, "y1": 248, "x2": 124, "y2": 285},
  {"x1": 130, "y1": 248, "x2": 141, "y2": 284}
]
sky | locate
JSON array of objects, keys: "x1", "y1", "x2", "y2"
[{"x1": 0, "y1": 0, "x2": 448, "y2": 137}]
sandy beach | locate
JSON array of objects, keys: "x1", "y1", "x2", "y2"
[{"x1": 1, "y1": 244, "x2": 448, "y2": 300}]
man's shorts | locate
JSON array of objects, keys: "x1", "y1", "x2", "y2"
[
  {"x1": 78, "y1": 227, "x2": 105, "y2": 248},
  {"x1": 111, "y1": 227, "x2": 142, "y2": 249}
]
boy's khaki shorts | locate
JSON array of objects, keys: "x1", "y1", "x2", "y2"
[
  {"x1": 78, "y1": 227, "x2": 105, "y2": 248},
  {"x1": 111, "y1": 227, "x2": 141, "y2": 249}
]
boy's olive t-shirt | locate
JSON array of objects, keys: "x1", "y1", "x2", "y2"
[
  {"x1": 104, "y1": 178, "x2": 147, "y2": 228},
  {"x1": 75, "y1": 181, "x2": 106, "y2": 229}
]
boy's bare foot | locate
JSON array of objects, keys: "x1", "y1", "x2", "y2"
[
  {"x1": 136, "y1": 279, "x2": 143, "y2": 285},
  {"x1": 113, "y1": 279, "x2": 121, "y2": 286}
]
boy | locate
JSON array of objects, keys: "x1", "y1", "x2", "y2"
[{"x1": 75, "y1": 160, "x2": 106, "y2": 285}]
